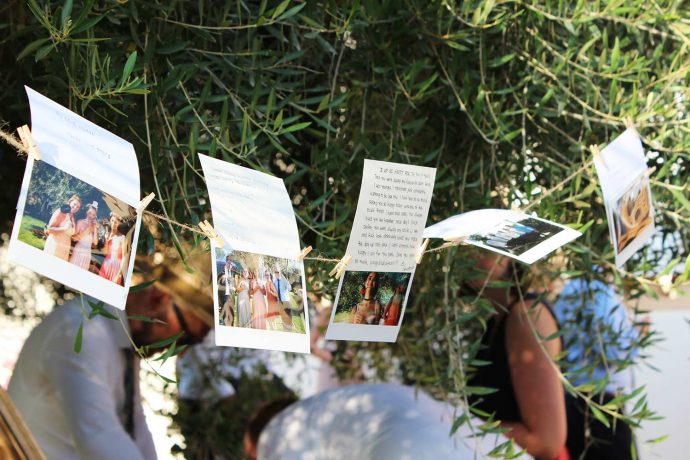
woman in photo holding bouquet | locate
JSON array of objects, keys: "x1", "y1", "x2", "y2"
[
  {"x1": 350, "y1": 272, "x2": 382, "y2": 325},
  {"x1": 44, "y1": 194, "x2": 81, "y2": 260},
  {"x1": 98, "y1": 213, "x2": 125, "y2": 285}
]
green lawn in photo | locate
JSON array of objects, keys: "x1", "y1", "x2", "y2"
[
  {"x1": 18, "y1": 215, "x2": 47, "y2": 250},
  {"x1": 334, "y1": 311, "x2": 351, "y2": 324}
]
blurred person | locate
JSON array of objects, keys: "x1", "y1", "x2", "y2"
[
  {"x1": 244, "y1": 383, "x2": 526, "y2": 460},
  {"x1": 237, "y1": 268, "x2": 251, "y2": 327},
  {"x1": 98, "y1": 213, "x2": 126, "y2": 284},
  {"x1": 465, "y1": 253, "x2": 567, "y2": 460},
  {"x1": 553, "y1": 275, "x2": 641, "y2": 460},
  {"x1": 44, "y1": 194, "x2": 81, "y2": 260},
  {"x1": 218, "y1": 256, "x2": 236, "y2": 326},
  {"x1": 350, "y1": 272, "x2": 382, "y2": 325},
  {"x1": 250, "y1": 269, "x2": 267, "y2": 329},
  {"x1": 273, "y1": 267, "x2": 294, "y2": 330},
  {"x1": 8, "y1": 246, "x2": 213, "y2": 460},
  {"x1": 381, "y1": 281, "x2": 405, "y2": 326},
  {"x1": 69, "y1": 202, "x2": 99, "y2": 270},
  {"x1": 264, "y1": 272, "x2": 280, "y2": 330}
]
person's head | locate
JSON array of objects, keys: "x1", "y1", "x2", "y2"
[
  {"x1": 264, "y1": 272, "x2": 271, "y2": 282},
  {"x1": 109, "y1": 213, "x2": 122, "y2": 232},
  {"x1": 394, "y1": 282, "x2": 406, "y2": 295},
  {"x1": 244, "y1": 396, "x2": 298, "y2": 460},
  {"x1": 362, "y1": 272, "x2": 379, "y2": 297},
  {"x1": 225, "y1": 255, "x2": 232, "y2": 267},
  {"x1": 274, "y1": 266, "x2": 282, "y2": 278},
  {"x1": 67, "y1": 194, "x2": 81, "y2": 214},
  {"x1": 85, "y1": 203, "x2": 98, "y2": 220},
  {"x1": 129, "y1": 243, "x2": 214, "y2": 356},
  {"x1": 462, "y1": 250, "x2": 527, "y2": 306},
  {"x1": 242, "y1": 268, "x2": 250, "y2": 278},
  {"x1": 125, "y1": 285, "x2": 210, "y2": 356}
]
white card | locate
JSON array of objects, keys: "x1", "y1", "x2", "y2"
[
  {"x1": 593, "y1": 128, "x2": 655, "y2": 266},
  {"x1": 199, "y1": 153, "x2": 310, "y2": 354},
  {"x1": 424, "y1": 209, "x2": 581, "y2": 264},
  {"x1": 7, "y1": 87, "x2": 143, "y2": 309},
  {"x1": 326, "y1": 159, "x2": 436, "y2": 342}
]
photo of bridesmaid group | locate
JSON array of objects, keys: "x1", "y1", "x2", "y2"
[
  {"x1": 215, "y1": 248, "x2": 307, "y2": 334},
  {"x1": 333, "y1": 271, "x2": 412, "y2": 326},
  {"x1": 17, "y1": 161, "x2": 136, "y2": 286}
]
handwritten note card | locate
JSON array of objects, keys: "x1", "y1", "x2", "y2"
[{"x1": 326, "y1": 159, "x2": 436, "y2": 343}]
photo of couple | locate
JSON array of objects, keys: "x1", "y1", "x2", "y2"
[
  {"x1": 333, "y1": 271, "x2": 411, "y2": 326},
  {"x1": 215, "y1": 248, "x2": 306, "y2": 334},
  {"x1": 17, "y1": 161, "x2": 135, "y2": 286}
]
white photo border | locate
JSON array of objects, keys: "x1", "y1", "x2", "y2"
[
  {"x1": 211, "y1": 240, "x2": 311, "y2": 354},
  {"x1": 325, "y1": 270, "x2": 415, "y2": 342}
]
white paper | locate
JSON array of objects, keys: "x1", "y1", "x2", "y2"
[
  {"x1": 326, "y1": 160, "x2": 436, "y2": 342},
  {"x1": 199, "y1": 154, "x2": 310, "y2": 353},
  {"x1": 594, "y1": 128, "x2": 655, "y2": 266},
  {"x1": 7, "y1": 87, "x2": 142, "y2": 309},
  {"x1": 424, "y1": 209, "x2": 581, "y2": 264}
]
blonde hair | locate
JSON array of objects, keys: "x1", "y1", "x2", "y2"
[{"x1": 68, "y1": 194, "x2": 81, "y2": 205}]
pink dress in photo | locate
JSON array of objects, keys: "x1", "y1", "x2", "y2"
[
  {"x1": 99, "y1": 234, "x2": 124, "y2": 284},
  {"x1": 251, "y1": 282, "x2": 267, "y2": 329},
  {"x1": 69, "y1": 223, "x2": 95, "y2": 270}
]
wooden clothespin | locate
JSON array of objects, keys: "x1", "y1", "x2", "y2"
[
  {"x1": 17, "y1": 125, "x2": 41, "y2": 161},
  {"x1": 415, "y1": 238, "x2": 430, "y2": 265},
  {"x1": 136, "y1": 192, "x2": 156, "y2": 214},
  {"x1": 624, "y1": 116, "x2": 636, "y2": 131},
  {"x1": 329, "y1": 254, "x2": 352, "y2": 280},
  {"x1": 589, "y1": 144, "x2": 606, "y2": 169},
  {"x1": 199, "y1": 220, "x2": 224, "y2": 247},
  {"x1": 296, "y1": 245, "x2": 312, "y2": 261},
  {"x1": 440, "y1": 236, "x2": 467, "y2": 250}
]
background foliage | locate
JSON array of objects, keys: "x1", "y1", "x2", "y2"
[{"x1": 1, "y1": 0, "x2": 689, "y2": 457}]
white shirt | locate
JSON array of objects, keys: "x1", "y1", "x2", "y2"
[
  {"x1": 258, "y1": 383, "x2": 522, "y2": 460},
  {"x1": 8, "y1": 299, "x2": 156, "y2": 460}
]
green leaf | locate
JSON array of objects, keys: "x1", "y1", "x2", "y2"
[
  {"x1": 130, "y1": 279, "x2": 157, "y2": 292},
  {"x1": 271, "y1": 0, "x2": 291, "y2": 20},
  {"x1": 487, "y1": 53, "x2": 515, "y2": 68},
  {"x1": 590, "y1": 406, "x2": 610, "y2": 428},
  {"x1": 278, "y1": 3, "x2": 306, "y2": 21},
  {"x1": 279, "y1": 121, "x2": 311, "y2": 134},
  {"x1": 61, "y1": 0, "x2": 74, "y2": 30},
  {"x1": 17, "y1": 38, "x2": 50, "y2": 61},
  {"x1": 121, "y1": 51, "x2": 137, "y2": 84},
  {"x1": 73, "y1": 320, "x2": 83, "y2": 353},
  {"x1": 144, "y1": 332, "x2": 184, "y2": 351}
]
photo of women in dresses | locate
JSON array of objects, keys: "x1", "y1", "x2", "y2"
[
  {"x1": 17, "y1": 160, "x2": 136, "y2": 285},
  {"x1": 333, "y1": 271, "x2": 412, "y2": 326},
  {"x1": 214, "y1": 248, "x2": 307, "y2": 334}
]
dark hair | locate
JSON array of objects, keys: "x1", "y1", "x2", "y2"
[
  {"x1": 244, "y1": 396, "x2": 298, "y2": 458},
  {"x1": 361, "y1": 272, "x2": 379, "y2": 298}
]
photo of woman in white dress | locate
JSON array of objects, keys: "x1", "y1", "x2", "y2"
[
  {"x1": 43, "y1": 194, "x2": 81, "y2": 260},
  {"x1": 69, "y1": 202, "x2": 99, "y2": 270}
]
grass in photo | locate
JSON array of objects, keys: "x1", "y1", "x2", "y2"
[
  {"x1": 18, "y1": 161, "x2": 136, "y2": 286},
  {"x1": 334, "y1": 271, "x2": 411, "y2": 326},
  {"x1": 215, "y1": 248, "x2": 306, "y2": 334}
]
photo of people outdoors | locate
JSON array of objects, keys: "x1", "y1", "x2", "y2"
[
  {"x1": 333, "y1": 271, "x2": 411, "y2": 326},
  {"x1": 469, "y1": 217, "x2": 563, "y2": 257},
  {"x1": 612, "y1": 174, "x2": 653, "y2": 253},
  {"x1": 17, "y1": 161, "x2": 136, "y2": 286},
  {"x1": 215, "y1": 248, "x2": 306, "y2": 334}
]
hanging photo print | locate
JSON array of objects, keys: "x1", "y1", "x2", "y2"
[
  {"x1": 199, "y1": 153, "x2": 310, "y2": 353},
  {"x1": 424, "y1": 209, "x2": 581, "y2": 264},
  {"x1": 325, "y1": 159, "x2": 436, "y2": 342},
  {"x1": 593, "y1": 128, "x2": 655, "y2": 266},
  {"x1": 7, "y1": 87, "x2": 143, "y2": 309}
]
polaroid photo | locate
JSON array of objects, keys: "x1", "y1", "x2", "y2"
[
  {"x1": 7, "y1": 87, "x2": 142, "y2": 309},
  {"x1": 325, "y1": 160, "x2": 436, "y2": 342},
  {"x1": 199, "y1": 153, "x2": 310, "y2": 353},
  {"x1": 594, "y1": 128, "x2": 655, "y2": 266},
  {"x1": 424, "y1": 209, "x2": 581, "y2": 264},
  {"x1": 609, "y1": 173, "x2": 655, "y2": 266}
]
